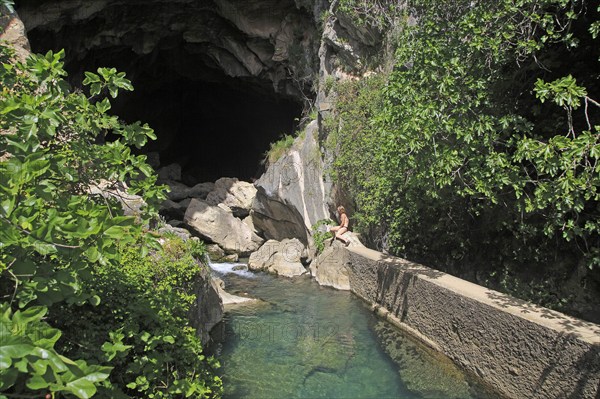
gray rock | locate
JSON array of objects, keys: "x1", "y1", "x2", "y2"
[
  {"x1": 242, "y1": 214, "x2": 259, "y2": 234},
  {"x1": 179, "y1": 198, "x2": 192, "y2": 209},
  {"x1": 206, "y1": 244, "x2": 226, "y2": 261},
  {"x1": 190, "y1": 266, "x2": 223, "y2": 345},
  {"x1": 255, "y1": 121, "x2": 330, "y2": 236},
  {"x1": 158, "y1": 224, "x2": 191, "y2": 241},
  {"x1": 167, "y1": 181, "x2": 213, "y2": 201},
  {"x1": 212, "y1": 277, "x2": 256, "y2": 305},
  {"x1": 159, "y1": 199, "x2": 186, "y2": 220},
  {"x1": 188, "y1": 182, "x2": 214, "y2": 199},
  {"x1": 250, "y1": 188, "x2": 309, "y2": 244},
  {"x1": 167, "y1": 219, "x2": 184, "y2": 228},
  {"x1": 166, "y1": 181, "x2": 191, "y2": 201},
  {"x1": 222, "y1": 254, "x2": 239, "y2": 262},
  {"x1": 184, "y1": 198, "x2": 263, "y2": 256},
  {"x1": 310, "y1": 243, "x2": 351, "y2": 290},
  {"x1": 206, "y1": 177, "x2": 257, "y2": 218},
  {"x1": 158, "y1": 163, "x2": 182, "y2": 182},
  {"x1": 249, "y1": 238, "x2": 307, "y2": 278},
  {"x1": 88, "y1": 180, "x2": 146, "y2": 220}
]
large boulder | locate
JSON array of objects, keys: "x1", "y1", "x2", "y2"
[
  {"x1": 205, "y1": 177, "x2": 257, "y2": 218},
  {"x1": 184, "y1": 198, "x2": 263, "y2": 256},
  {"x1": 251, "y1": 187, "x2": 309, "y2": 244},
  {"x1": 248, "y1": 239, "x2": 307, "y2": 277}
]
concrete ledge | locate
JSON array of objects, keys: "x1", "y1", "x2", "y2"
[{"x1": 345, "y1": 246, "x2": 600, "y2": 399}]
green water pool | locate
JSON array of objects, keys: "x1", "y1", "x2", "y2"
[{"x1": 209, "y1": 263, "x2": 497, "y2": 399}]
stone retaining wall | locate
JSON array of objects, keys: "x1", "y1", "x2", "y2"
[{"x1": 341, "y1": 246, "x2": 600, "y2": 399}]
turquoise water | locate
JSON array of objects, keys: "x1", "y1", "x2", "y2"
[{"x1": 209, "y1": 263, "x2": 497, "y2": 399}]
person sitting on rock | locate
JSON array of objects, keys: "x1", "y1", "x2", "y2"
[{"x1": 329, "y1": 205, "x2": 350, "y2": 247}]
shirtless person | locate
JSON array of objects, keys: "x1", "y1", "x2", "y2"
[{"x1": 329, "y1": 205, "x2": 350, "y2": 246}]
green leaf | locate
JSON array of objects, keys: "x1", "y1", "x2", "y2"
[
  {"x1": 163, "y1": 335, "x2": 175, "y2": 344},
  {"x1": 65, "y1": 378, "x2": 97, "y2": 399},
  {"x1": 0, "y1": 339, "x2": 35, "y2": 363},
  {"x1": 27, "y1": 374, "x2": 51, "y2": 390},
  {"x1": 12, "y1": 259, "x2": 37, "y2": 276},
  {"x1": 83, "y1": 71, "x2": 101, "y2": 84},
  {"x1": 96, "y1": 98, "x2": 111, "y2": 114}
]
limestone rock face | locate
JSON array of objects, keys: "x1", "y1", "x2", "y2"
[
  {"x1": 251, "y1": 187, "x2": 309, "y2": 244},
  {"x1": 206, "y1": 244, "x2": 226, "y2": 262},
  {"x1": 205, "y1": 177, "x2": 257, "y2": 218},
  {"x1": 255, "y1": 121, "x2": 330, "y2": 233},
  {"x1": 184, "y1": 198, "x2": 263, "y2": 256},
  {"x1": 248, "y1": 238, "x2": 307, "y2": 277},
  {"x1": 212, "y1": 277, "x2": 256, "y2": 305}
]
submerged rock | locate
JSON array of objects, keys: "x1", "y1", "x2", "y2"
[{"x1": 212, "y1": 277, "x2": 256, "y2": 305}]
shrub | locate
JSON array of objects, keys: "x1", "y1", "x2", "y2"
[
  {"x1": 311, "y1": 219, "x2": 335, "y2": 255},
  {"x1": 0, "y1": 45, "x2": 220, "y2": 397}
]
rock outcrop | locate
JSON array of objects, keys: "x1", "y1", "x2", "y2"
[
  {"x1": 251, "y1": 187, "x2": 310, "y2": 244},
  {"x1": 248, "y1": 238, "x2": 308, "y2": 277},
  {"x1": 255, "y1": 121, "x2": 331, "y2": 231},
  {"x1": 184, "y1": 198, "x2": 263, "y2": 256},
  {"x1": 190, "y1": 264, "x2": 223, "y2": 345}
]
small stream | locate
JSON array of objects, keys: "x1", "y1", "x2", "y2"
[{"x1": 209, "y1": 262, "x2": 497, "y2": 399}]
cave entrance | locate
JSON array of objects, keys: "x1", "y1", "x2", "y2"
[{"x1": 17, "y1": 0, "x2": 309, "y2": 184}]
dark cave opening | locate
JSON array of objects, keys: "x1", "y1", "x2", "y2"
[{"x1": 24, "y1": 31, "x2": 304, "y2": 184}]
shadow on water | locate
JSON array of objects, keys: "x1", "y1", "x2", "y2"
[{"x1": 209, "y1": 264, "x2": 498, "y2": 399}]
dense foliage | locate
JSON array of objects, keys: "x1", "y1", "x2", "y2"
[
  {"x1": 0, "y1": 45, "x2": 221, "y2": 397},
  {"x1": 326, "y1": 0, "x2": 599, "y2": 314}
]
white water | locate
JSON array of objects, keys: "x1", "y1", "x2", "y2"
[{"x1": 209, "y1": 261, "x2": 256, "y2": 278}]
